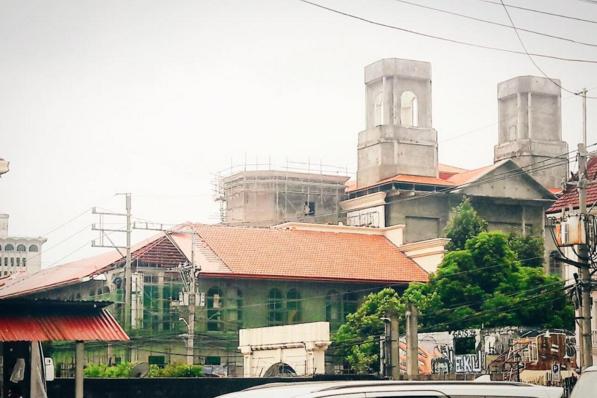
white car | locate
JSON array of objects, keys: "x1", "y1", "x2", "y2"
[
  {"x1": 215, "y1": 380, "x2": 563, "y2": 398},
  {"x1": 571, "y1": 366, "x2": 597, "y2": 398}
]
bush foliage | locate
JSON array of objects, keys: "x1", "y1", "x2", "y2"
[{"x1": 84, "y1": 362, "x2": 203, "y2": 378}]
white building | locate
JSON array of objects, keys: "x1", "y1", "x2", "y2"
[{"x1": 0, "y1": 214, "x2": 46, "y2": 276}]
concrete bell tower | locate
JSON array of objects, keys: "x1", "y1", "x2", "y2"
[
  {"x1": 357, "y1": 58, "x2": 438, "y2": 189},
  {"x1": 494, "y1": 76, "x2": 569, "y2": 189}
]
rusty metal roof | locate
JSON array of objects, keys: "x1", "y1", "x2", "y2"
[{"x1": 0, "y1": 299, "x2": 128, "y2": 342}]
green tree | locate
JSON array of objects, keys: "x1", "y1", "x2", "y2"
[
  {"x1": 423, "y1": 231, "x2": 573, "y2": 331},
  {"x1": 507, "y1": 233, "x2": 544, "y2": 267},
  {"x1": 333, "y1": 288, "x2": 402, "y2": 373},
  {"x1": 443, "y1": 198, "x2": 488, "y2": 251}
]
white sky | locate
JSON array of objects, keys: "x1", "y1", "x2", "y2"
[{"x1": 0, "y1": 0, "x2": 596, "y2": 267}]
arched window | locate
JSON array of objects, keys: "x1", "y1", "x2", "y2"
[
  {"x1": 343, "y1": 292, "x2": 359, "y2": 320},
  {"x1": 325, "y1": 290, "x2": 342, "y2": 325},
  {"x1": 16, "y1": 244, "x2": 26, "y2": 252},
  {"x1": 29, "y1": 245, "x2": 38, "y2": 252},
  {"x1": 549, "y1": 251, "x2": 562, "y2": 276},
  {"x1": 236, "y1": 289, "x2": 243, "y2": 328},
  {"x1": 207, "y1": 287, "x2": 224, "y2": 331},
  {"x1": 287, "y1": 289, "x2": 302, "y2": 324},
  {"x1": 400, "y1": 91, "x2": 418, "y2": 127},
  {"x1": 374, "y1": 92, "x2": 384, "y2": 126},
  {"x1": 267, "y1": 288, "x2": 284, "y2": 326},
  {"x1": 4, "y1": 244, "x2": 14, "y2": 252}
]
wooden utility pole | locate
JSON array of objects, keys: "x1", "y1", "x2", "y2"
[{"x1": 406, "y1": 303, "x2": 419, "y2": 380}]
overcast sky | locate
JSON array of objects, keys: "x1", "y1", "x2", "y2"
[{"x1": 1, "y1": 0, "x2": 596, "y2": 267}]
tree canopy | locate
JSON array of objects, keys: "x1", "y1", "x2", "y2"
[
  {"x1": 333, "y1": 198, "x2": 573, "y2": 372},
  {"x1": 443, "y1": 197, "x2": 488, "y2": 251}
]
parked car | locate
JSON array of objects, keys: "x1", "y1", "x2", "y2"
[
  {"x1": 215, "y1": 380, "x2": 563, "y2": 398},
  {"x1": 570, "y1": 366, "x2": 597, "y2": 398}
]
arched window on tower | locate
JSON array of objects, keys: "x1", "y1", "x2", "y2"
[
  {"x1": 400, "y1": 91, "x2": 418, "y2": 127},
  {"x1": 4, "y1": 244, "x2": 14, "y2": 252},
  {"x1": 29, "y1": 245, "x2": 38, "y2": 252},
  {"x1": 16, "y1": 244, "x2": 26, "y2": 252},
  {"x1": 374, "y1": 92, "x2": 384, "y2": 126}
]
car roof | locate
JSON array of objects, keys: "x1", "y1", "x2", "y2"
[{"x1": 218, "y1": 380, "x2": 562, "y2": 398}]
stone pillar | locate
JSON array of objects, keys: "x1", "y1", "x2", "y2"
[{"x1": 240, "y1": 346, "x2": 253, "y2": 377}]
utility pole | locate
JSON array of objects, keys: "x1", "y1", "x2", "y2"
[
  {"x1": 405, "y1": 303, "x2": 419, "y2": 380},
  {"x1": 382, "y1": 317, "x2": 391, "y2": 378},
  {"x1": 92, "y1": 193, "x2": 133, "y2": 331},
  {"x1": 390, "y1": 314, "x2": 400, "y2": 380},
  {"x1": 578, "y1": 89, "x2": 593, "y2": 368},
  {"x1": 187, "y1": 232, "x2": 196, "y2": 365},
  {"x1": 133, "y1": 222, "x2": 198, "y2": 365}
]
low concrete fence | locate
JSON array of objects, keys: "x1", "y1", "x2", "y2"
[{"x1": 47, "y1": 375, "x2": 377, "y2": 398}]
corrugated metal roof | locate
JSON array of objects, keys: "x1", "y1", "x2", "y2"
[{"x1": 0, "y1": 300, "x2": 128, "y2": 342}]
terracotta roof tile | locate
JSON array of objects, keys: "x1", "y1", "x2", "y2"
[
  {"x1": 190, "y1": 224, "x2": 428, "y2": 283},
  {"x1": 548, "y1": 156, "x2": 597, "y2": 213},
  {"x1": 446, "y1": 163, "x2": 498, "y2": 186},
  {"x1": 377, "y1": 174, "x2": 454, "y2": 186}
]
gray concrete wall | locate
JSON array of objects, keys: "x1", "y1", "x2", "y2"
[
  {"x1": 357, "y1": 58, "x2": 438, "y2": 188},
  {"x1": 494, "y1": 76, "x2": 568, "y2": 189},
  {"x1": 222, "y1": 171, "x2": 349, "y2": 226}
]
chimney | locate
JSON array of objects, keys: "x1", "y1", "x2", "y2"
[{"x1": 0, "y1": 214, "x2": 8, "y2": 238}]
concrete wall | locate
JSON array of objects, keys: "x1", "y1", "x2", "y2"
[
  {"x1": 357, "y1": 58, "x2": 438, "y2": 188},
  {"x1": 239, "y1": 322, "x2": 330, "y2": 377},
  {"x1": 494, "y1": 76, "x2": 568, "y2": 189},
  {"x1": 222, "y1": 171, "x2": 349, "y2": 226}
]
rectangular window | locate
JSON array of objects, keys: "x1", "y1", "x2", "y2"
[
  {"x1": 3, "y1": 257, "x2": 6, "y2": 266},
  {"x1": 16, "y1": 258, "x2": 20, "y2": 266},
  {"x1": 10, "y1": 258, "x2": 14, "y2": 267},
  {"x1": 22, "y1": 258, "x2": 26, "y2": 267},
  {"x1": 148, "y1": 355, "x2": 165, "y2": 367},
  {"x1": 304, "y1": 201, "x2": 315, "y2": 216},
  {"x1": 205, "y1": 356, "x2": 221, "y2": 365}
]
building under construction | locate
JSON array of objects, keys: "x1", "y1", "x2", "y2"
[{"x1": 215, "y1": 161, "x2": 351, "y2": 227}]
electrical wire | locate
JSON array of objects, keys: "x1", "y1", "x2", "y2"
[
  {"x1": 498, "y1": 0, "x2": 597, "y2": 99},
  {"x1": 391, "y1": 0, "x2": 597, "y2": 48},
  {"x1": 480, "y1": 0, "x2": 597, "y2": 24},
  {"x1": 297, "y1": 0, "x2": 597, "y2": 64}
]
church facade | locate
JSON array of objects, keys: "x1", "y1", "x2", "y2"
[{"x1": 342, "y1": 58, "x2": 566, "y2": 272}]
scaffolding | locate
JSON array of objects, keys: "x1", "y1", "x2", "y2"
[{"x1": 213, "y1": 158, "x2": 353, "y2": 226}]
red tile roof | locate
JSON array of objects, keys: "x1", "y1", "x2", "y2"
[
  {"x1": 0, "y1": 300, "x2": 128, "y2": 341},
  {"x1": 446, "y1": 163, "x2": 499, "y2": 186},
  {"x1": 0, "y1": 233, "x2": 164, "y2": 299},
  {"x1": 547, "y1": 156, "x2": 597, "y2": 213},
  {"x1": 0, "y1": 224, "x2": 428, "y2": 298},
  {"x1": 185, "y1": 224, "x2": 429, "y2": 283},
  {"x1": 351, "y1": 163, "x2": 504, "y2": 192},
  {"x1": 438, "y1": 163, "x2": 469, "y2": 180},
  {"x1": 377, "y1": 174, "x2": 454, "y2": 187}
]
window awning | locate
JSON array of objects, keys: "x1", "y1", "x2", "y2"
[{"x1": 0, "y1": 299, "x2": 128, "y2": 342}]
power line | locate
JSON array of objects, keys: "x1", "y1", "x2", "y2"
[
  {"x1": 498, "y1": 0, "x2": 597, "y2": 99},
  {"x1": 391, "y1": 0, "x2": 597, "y2": 48},
  {"x1": 479, "y1": 0, "x2": 597, "y2": 24},
  {"x1": 297, "y1": 0, "x2": 597, "y2": 64}
]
